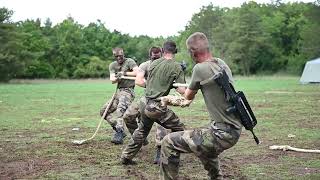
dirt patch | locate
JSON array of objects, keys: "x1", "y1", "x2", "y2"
[
  {"x1": 298, "y1": 118, "x2": 320, "y2": 130},
  {"x1": 292, "y1": 167, "x2": 320, "y2": 176},
  {"x1": 0, "y1": 159, "x2": 57, "y2": 179},
  {"x1": 221, "y1": 159, "x2": 247, "y2": 180},
  {"x1": 96, "y1": 175, "x2": 129, "y2": 180},
  {"x1": 125, "y1": 168, "x2": 150, "y2": 180}
]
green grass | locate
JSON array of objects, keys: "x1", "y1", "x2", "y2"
[{"x1": 0, "y1": 77, "x2": 319, "y2": 179}]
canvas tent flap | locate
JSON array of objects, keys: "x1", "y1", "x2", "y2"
[{"x1": 300, "y1": 58, "x2": 320, "y2": 84}]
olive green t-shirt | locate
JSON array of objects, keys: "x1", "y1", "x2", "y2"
[
  {"x1": 188, "y1": 58, "x2": 242, "y2": 129},
  {"x1": 139, "y1": 60, "x2": 151, "y2": 79},
  {"x1": 145, "y1": 58, "x2": 185, "y2": 99},
  {"x1": 109, "y1": 58, "x2": 137, "y2": 88}
]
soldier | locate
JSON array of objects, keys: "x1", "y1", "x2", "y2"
[
  {"x1": 121, "y1": 41, "x2": 186, "y2": 165},
  {"x1": 160, "y1": 32, "x2": 243, "y2": 180},
  {"x1": 100, "y1": 47, "x2": 139, "y2": 144},
  {"x1": 123, "y1": 46, "x2": 170, "y2": 164},
  {"x1": 122, "y1": 47, "x2": 163, "y2": 144}
]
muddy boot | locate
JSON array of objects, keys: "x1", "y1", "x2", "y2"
[
  {"x1": 121, "y1": 157, "x2": 137, "y2": 165},
  {"x1": 111, "y1": 127, "x2": 126, "y2": 144},
  {"x1": 153, "y1": 146, "x2": 161, "y2": 164}
]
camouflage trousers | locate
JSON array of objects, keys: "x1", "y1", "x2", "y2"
[
  {"x1": 122, "y1": 99, "x2": 170, "y2": 144},
  {"x1": 121, "y1": 98, "x2": 184, "y2": 160},
  {"x1": 155, "y1": 124, "x2": 169, "y2": 147},
  {"x1": 100, "y1": 87, "x2": 135, "y2": 129},
  {"x1": 122, "y1": 101, "x2": 140, "y2": 135},
  {"x1": 160, "y1": 122, "x2": 241, "y2": 180}
]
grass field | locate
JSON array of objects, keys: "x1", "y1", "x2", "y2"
[{"x1": 0, "y1": 77, "x2": 320, "y2": 179}]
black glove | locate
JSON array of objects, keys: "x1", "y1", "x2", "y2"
[
  {"x1": 180, "y1": 61, "x2": 187, "y2": 71},
  {"x1": 115, "y1": 72, "x2": 124, "y2": 80}
]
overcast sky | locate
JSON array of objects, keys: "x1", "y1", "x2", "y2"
[{"x1": 1, "y1": 0, "x2": 316, "y2": 37}]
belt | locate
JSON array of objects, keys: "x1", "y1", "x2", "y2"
[
  {"x1": 118, "y1": 86, "x2": 134, "y2": 90},
  {"x1": 146, "y1": 97, "x2": 161, "y2": 103}
]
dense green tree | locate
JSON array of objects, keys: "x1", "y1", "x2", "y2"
[
  {"x1": 49, "y1": 17, "x2": 84, "y2": 78},
  {"x1": 0, "y1": 8, "x2": 31, "y2": 81},
  {"x1": 1, "y1": 1, "x2": 320, "y2": 80},
  {"x1": 73, "y1": 56, "x2": 109, "y2": 78},
  {"x1": 292, "y1": 3, "x2": 320, "y2": 73},
  {"x1": 17, "y1": 19, "x2": 54, "y2": 78}
]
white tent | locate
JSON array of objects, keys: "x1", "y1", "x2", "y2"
[{"x1": 300, "y1": 57, "x2": 320, "y2": 84}]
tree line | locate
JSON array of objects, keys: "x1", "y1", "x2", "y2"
[{"x1": 1, "y1": 1, "x2": 319, "y2": 81}]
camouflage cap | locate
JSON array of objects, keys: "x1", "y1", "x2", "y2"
[
  {"x1": 112, "y1": 47, "x2": 124, "y2": 56},
  {"x1": 186, "y1": 32, "x2": 210, "y2": 52}
]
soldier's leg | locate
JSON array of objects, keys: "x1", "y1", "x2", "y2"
[
  {"x1": 156, "y1": 107, "x2": 184, "y2": 132},
  {"x1": 111, "y1": 89, "x2": 134, "y2": 144},
  {"x1": 154, "y1": 124, "x2": 169, "y2": 164},
  {"x1": 199, "y1": 155, "x2": 222, "y2": 180},
  {"x1": 161, "y1": 126, "x2": 236, "y2": 180},
  {"x1": 99, "y1": 95, "x2": 119, "y2": 129},
  {"x1": 121, "y1": 103, "x2": 154, "y2": 162},
  {"x1": 115, "y1": 89, "x2": 134, "y2": 129},
  {"x1": 160, "y1": 131, "x2": 191, "y2": 180},
  {"x1": 122, "y1": 102, "x2": 139, "y2": 135},
  {"x1": 155, "y1": 124, "x2": 168, "y2": 147}
]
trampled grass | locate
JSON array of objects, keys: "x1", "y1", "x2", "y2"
[{"x1": 0, "y1": 77, "x2": 319, "y2": 179}]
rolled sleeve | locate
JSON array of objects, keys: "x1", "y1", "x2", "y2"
[
  {"x1": 188, "y1": 65, "x2": 201, "y2": 90},
  {"x1": 127, "y1": 59, "x2": 137, "y2": 70},
  {"x1": 109, "y1": 63, "x2": 116, "y2": 74}
]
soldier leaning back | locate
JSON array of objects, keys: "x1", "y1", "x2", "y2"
[
  {"x1": 120, "y1": 41, "x2": 186, "y2": 165},
  {"x1": 100, "y1": 47, "x2": 139, "y2": 144},
  {"x1": 160, "y1": 32, "x2": 243, "y2": 180},
  {"x1": 122, "y1": 46, "x2": 171, "y2": 164}
]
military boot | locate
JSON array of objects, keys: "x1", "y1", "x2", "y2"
[
  {"x1": 111, "y1": 127, "x2": 126, "y2": 144},
  {"x1": 121, "y1": 157, "x2": 137, "y2": 165},
  {"x1": 153, "y1": 146, "x2": 161, "y2": 164}
]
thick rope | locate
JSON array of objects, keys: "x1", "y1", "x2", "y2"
[
  {"x1": 72, "y1": 86, "x2": 118, "y2": 145},
  {"x1": 269, "y1": 145, "x2": 320, "y2": 153}
]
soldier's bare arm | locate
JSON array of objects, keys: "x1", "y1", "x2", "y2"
[
  {"x1": 175, "y1": 87, "x2": 186, "y2": 95},
  {"x1": 109, "y1": 63, "x2": 118, "y2": 84},
  {"x1": 125, "y1": 66, "x2": 139, "y2": 77},
  {"x1": 184, "y1": 88, "x2": 198, "y2": 100},
  {"x1": 135, "y1": 68, "x2": 146, "y2": 87}
]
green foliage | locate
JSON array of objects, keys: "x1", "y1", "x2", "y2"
[
  {"x1": 1, "y1": 2, "x2": 320, "y2": 80},
  {"x1": 73, "y1": 56, "x2": 109, "y2": 78},
  {"x1": 0, "y1": 8, "x2": 31, "y2": 81},
  {"x1": 24, "y1": 60, "x2": 55, "y2": 78},
  {"x1": 175, "y1": 1, "x2": 320, "y2": 75}
]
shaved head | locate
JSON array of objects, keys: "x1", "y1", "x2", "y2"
[
  {"x1": 112, "y1": 47, "x2": 125, "y2": 64},
  {"x1": 112, "y1": 47, "x2": 124, "y2": 56},
  {"x1": 186, "y1": 32, "x2": 210, "y2": 53}
]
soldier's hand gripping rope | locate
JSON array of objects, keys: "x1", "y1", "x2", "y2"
[{"x1": 160, "y1": 95, "x2": 192, "y2": 107}]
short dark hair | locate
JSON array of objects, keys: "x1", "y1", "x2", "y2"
[
  {"x1": 163, "y1": 41, "x2": 177, "y2": 54},
  {"x1": 149, "y1": 46, "x2": 162, "y2": 57}
]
